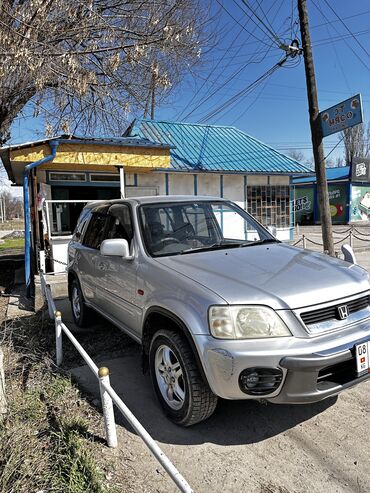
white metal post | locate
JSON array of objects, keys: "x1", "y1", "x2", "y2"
[
  {"x1": 303, "y1": 234, "x2": 307, "y2": 249},
  {"x1": 55, "y1": 310, "x2": 63, "y2": 366},
  {"x1": 98, "y1": 367, "x2": 118, "y2": 448},
  {"x1": 119, "y1": 167, "x2": 125, "y2": 198},
  {"x1": 349, "y1": 231, "x2": 353, "y2": 248}
]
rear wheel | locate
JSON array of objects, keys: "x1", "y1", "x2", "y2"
[
  {"x1": 70, "y1": 278, "x2": 93, "y2": 328},
  {"x1": 149, "y1": 329, "x2": 218, "y2": 426}
]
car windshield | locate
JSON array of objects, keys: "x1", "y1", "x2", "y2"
[{"x1": 139, "y1": 200, "x2": 277, "y2": 257}]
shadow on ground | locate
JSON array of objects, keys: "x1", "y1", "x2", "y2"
[{"x1": 71, "y1": 351, "x2": 337, "y2": 448}]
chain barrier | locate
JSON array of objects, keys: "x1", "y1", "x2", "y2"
[
  {"x1": 292, "y1": 238, "x2": 303, "y2": 246},
  {"x1": 353, "y1": 228, "x2": 370, "y2": 237},
  {"x1": 44, "y1": 249, "x2": 68, "y2": 267},
  {"x1": 352, "y1": 234, "x2": 370, "y2": 242},
  {"x1": 293, "y1": 232, "x2": 370, "y2": 248}
]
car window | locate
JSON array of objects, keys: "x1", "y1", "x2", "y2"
[
  {"x1": 82, "y1": 213, "x2": 108, "y2": 249},
  {"x1": 72, "y1": 209, "x2": 91, "y2": 242},
  {"x1": 105, "y1": 204, "x2": 133, "y2": 247},
  {"x1": 140, "y1": 200, "x2": 272, "y2": 257}
]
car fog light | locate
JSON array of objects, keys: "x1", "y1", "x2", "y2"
[
  {"x1": 245, "y1": 371, "x2": 259, "y2": 388},
  {"x1": 239, "y1": 367, "x2": 283, "y2": 396}
]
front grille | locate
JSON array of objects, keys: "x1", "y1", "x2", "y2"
[{"x1": 301, "y1": 295, "x2": 370, "y2": 326}]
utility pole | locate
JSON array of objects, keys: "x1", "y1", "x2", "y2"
[{"x1": 298, "y1": 0, "x2": 334, "y2": 255}]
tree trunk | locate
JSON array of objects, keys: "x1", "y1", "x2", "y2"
[{"x1": 0, "y1": 348, "x2": 6, "y2": 419}]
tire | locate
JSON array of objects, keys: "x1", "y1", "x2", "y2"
[
  {"x1": 70, "y1": 278, "x2": 93, "y2": 328},
  {"x1": 149, "y1": 329, "x2": 218, "y2": 426}
]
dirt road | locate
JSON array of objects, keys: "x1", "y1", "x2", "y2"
[{"x1": 67, "y1": 322, "x2": 370, "y2": 493}]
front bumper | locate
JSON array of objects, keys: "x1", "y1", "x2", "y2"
[{"x1": 194, "y1": 318, "x2": 370, "y2": 403}]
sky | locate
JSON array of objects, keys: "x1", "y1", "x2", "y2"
[{"x1": 7, "y1": 0, "x2": 370, "y2": 191}]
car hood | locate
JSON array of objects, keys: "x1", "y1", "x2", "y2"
[{"x1": 155, "y1": 243, "x2": 370, "y2": 309}]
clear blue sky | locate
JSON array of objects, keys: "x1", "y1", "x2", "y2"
[{"x1": 9, "y1": 0, "x2": 370, "y2": 166}]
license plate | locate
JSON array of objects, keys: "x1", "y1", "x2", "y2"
[{"x1": 355, "y1": 341, "x2": 370, "y2": 376}]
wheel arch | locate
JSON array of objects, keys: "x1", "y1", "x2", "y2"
[{"x1": 142, "y1": 306, "x2": 208, "y2": 384}]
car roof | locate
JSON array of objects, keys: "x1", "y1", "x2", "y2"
[{"x1": 85, "y1": 195, "x2": 227, "y2": 211}]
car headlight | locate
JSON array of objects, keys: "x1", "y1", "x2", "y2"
[{"x1": 209, "y1": 305, "x2": 292, "y2": 339}]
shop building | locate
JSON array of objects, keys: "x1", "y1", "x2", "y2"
[{"x1": 292, "y1": 158, "x2": 370, "y2": 225}]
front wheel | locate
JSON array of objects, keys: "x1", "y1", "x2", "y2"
[{"x1": 149, "y1": 329, "x2": 218, "y2": 426}]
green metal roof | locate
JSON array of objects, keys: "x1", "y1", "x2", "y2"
[{"x1": 127, "y1": 119, "x2": 312, "y2": 175}]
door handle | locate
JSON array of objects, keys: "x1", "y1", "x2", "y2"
[{"x1": 97, "y1": 262, "x2": 108, "y2": 271}]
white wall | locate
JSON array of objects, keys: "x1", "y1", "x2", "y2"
[
  {"x1": 197, "y1": 174, "x2": 219, "y2": 197},
  {"x1": 137, "y1": 173, "x2": 166, "y2": 195},
  {"x1": 223, "y1": 175, "x2": 244, "y2": 208}
]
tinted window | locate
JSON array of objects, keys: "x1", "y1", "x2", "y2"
[
  {"x1": 105, "y1": 204, "x2": 133, "y2": 247},
  {"x1": 73, "y1": 209, "x2": 91, "y2": 242},
  {"x1": 83, "y1": 213, "x2": 108, "y2": 249}
]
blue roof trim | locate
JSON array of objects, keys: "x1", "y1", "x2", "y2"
[
  {"x1": 128, "y1": 119, "x2": 312, "y2": 175},
  {"x1": 293, "y1": 166, "x2": 350, "y2": 184}
]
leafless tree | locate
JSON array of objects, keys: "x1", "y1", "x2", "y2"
[
  {"x1": 286, "y1": 149, "x2": 314, "y2": 170},
  {"x1": 341, "y1": 123, "x2": 370, "y2": 165},
  {"x1": 0, "y1": 0, "x2": 211, "y2": 143}
]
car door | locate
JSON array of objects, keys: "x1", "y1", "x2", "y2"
[
  {"x1": 94, "y1": 203, "x2": 141, "y2": 337},
  {"x1": 78, "y1": 211, "x2": 110, "y2": 304}
]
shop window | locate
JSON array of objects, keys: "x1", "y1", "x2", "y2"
[
  {"x1": 49, "y1": 172, "x2": 86, "y2": 182},
  {"x1": 247, "y1": 185, "x2": 290, "y2": 228},
  {"x1": 90, "y1": 173, "x2": 120, "y2": 182}
]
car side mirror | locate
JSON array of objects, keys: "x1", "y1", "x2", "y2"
[{"x1": 100, "y1": 238, "x2": 132, "y2": 259}]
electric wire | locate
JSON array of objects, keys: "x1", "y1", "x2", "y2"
[
  {"x1": 310, "y1": 0, "x2": 370, "y2": 74},
  {"x1": 237, "y1": 0, "x2": 283, "y2": 47},
  {"x1": 198, "y1": 56, "x2": 288, "y2": 123},
  {"x1": 321, "y1": 0, "x2": 370, "y2": 59}
]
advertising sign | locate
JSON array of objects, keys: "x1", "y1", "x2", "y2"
[
  {"x1": 293, "y1": 187, "x2": 314, "y2": 224},
  {"x1": 320, "y1": 94, "x2": 363, "y2": 138},
  {"x1": 351, "y1": 157, "x2": 370, "y2": 183},
  {"x1": 351, "y1": 185, "x2": 370, "y2": 222},
  {"x1": 328, "y1": 184, "x2": 347, "y2": 224}
]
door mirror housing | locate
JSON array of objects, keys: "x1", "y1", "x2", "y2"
[{"x1": 100, "y1": 239, "x2": 132, "y2": 259}]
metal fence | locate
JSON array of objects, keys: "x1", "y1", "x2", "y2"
[{"x1": 39, "y1": 271, "x2": 194, "y2": 493}]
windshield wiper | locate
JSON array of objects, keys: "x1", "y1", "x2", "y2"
[
  {"x1": 180, "y1": 241, "x2": 243, "y2": 255},
  {"x1": 239, "y1": 238, "x2": 279, "y2": 248}
]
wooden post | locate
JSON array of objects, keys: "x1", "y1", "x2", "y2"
[{"x1": 298, "y1": 0, "x2": 334, "y2": 256}]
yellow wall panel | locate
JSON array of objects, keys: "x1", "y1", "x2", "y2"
[{"x1": 10, "y1": 143, "x2": 170, "y2": 169}]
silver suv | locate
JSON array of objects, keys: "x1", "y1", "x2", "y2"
[{"x1": 68, "y1": 196, "x2": 370, "y2": 426}]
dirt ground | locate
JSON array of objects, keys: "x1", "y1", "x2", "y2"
[
  {"x1": 4, "y1": 247, "x2": 370, "y2": 493},
  {"x1": 60, "y1": 312, "x2": 370, "y2": 493}
]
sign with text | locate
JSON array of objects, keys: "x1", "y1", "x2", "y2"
[
  {"x1": 352, "y1": 157, "x2": 370, "y2": 183},
  {"x1": 320, "y1": 94, "x2": 363, "y2": 137}
]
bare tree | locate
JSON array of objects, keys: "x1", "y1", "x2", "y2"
[
  {"x1": 286, "y1": 149, "x2": 314, "y2": 169},
  {"x1": 0, "y1": 0, "x2": 211, "y2": 143},
  {"x1": 341, "y1": 122, "x2": 370, "y2": 165}
]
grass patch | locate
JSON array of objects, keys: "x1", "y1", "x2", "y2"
[
  {"x1": 0, "y1": 238, "x2": 24, "y2": 251},
  {"x1": 0, "y1": 313, "x2": 110, "y2": 493}
]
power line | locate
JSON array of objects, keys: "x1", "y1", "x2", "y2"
[
  {"x1": 198, "y1": 56, "x2": 288, "y2": 123},
  {"x1": 215, "y1": 0, "x2": 275, "y2": 48},
  {"x1": 321, "y1": 0, "x2": 370, "y2": 59},
  {"x1": 176, "y1": 0, "x2": 267, "y2": 121},
  {"x1": 237, "y1": 0, "x2": 283, "y2": 47},
  {"x1": 310, "y1": 0, "x2": 370, "y2": 74}
]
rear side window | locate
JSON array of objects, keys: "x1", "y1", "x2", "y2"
[
  {"x1": 72, "y1": 209, "x2": 91, "y2": 242},
  {"x1": 82, "y1": 213, "x2": 108, "y2": 249}
]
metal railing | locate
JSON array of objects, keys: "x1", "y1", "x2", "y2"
[{"x1": 39, "y1": 271, "x2": 194, "y2": 493}]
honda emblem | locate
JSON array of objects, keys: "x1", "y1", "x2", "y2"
[{"x1": 338, "y1": 305, "x2": 349, "y2": 320}]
